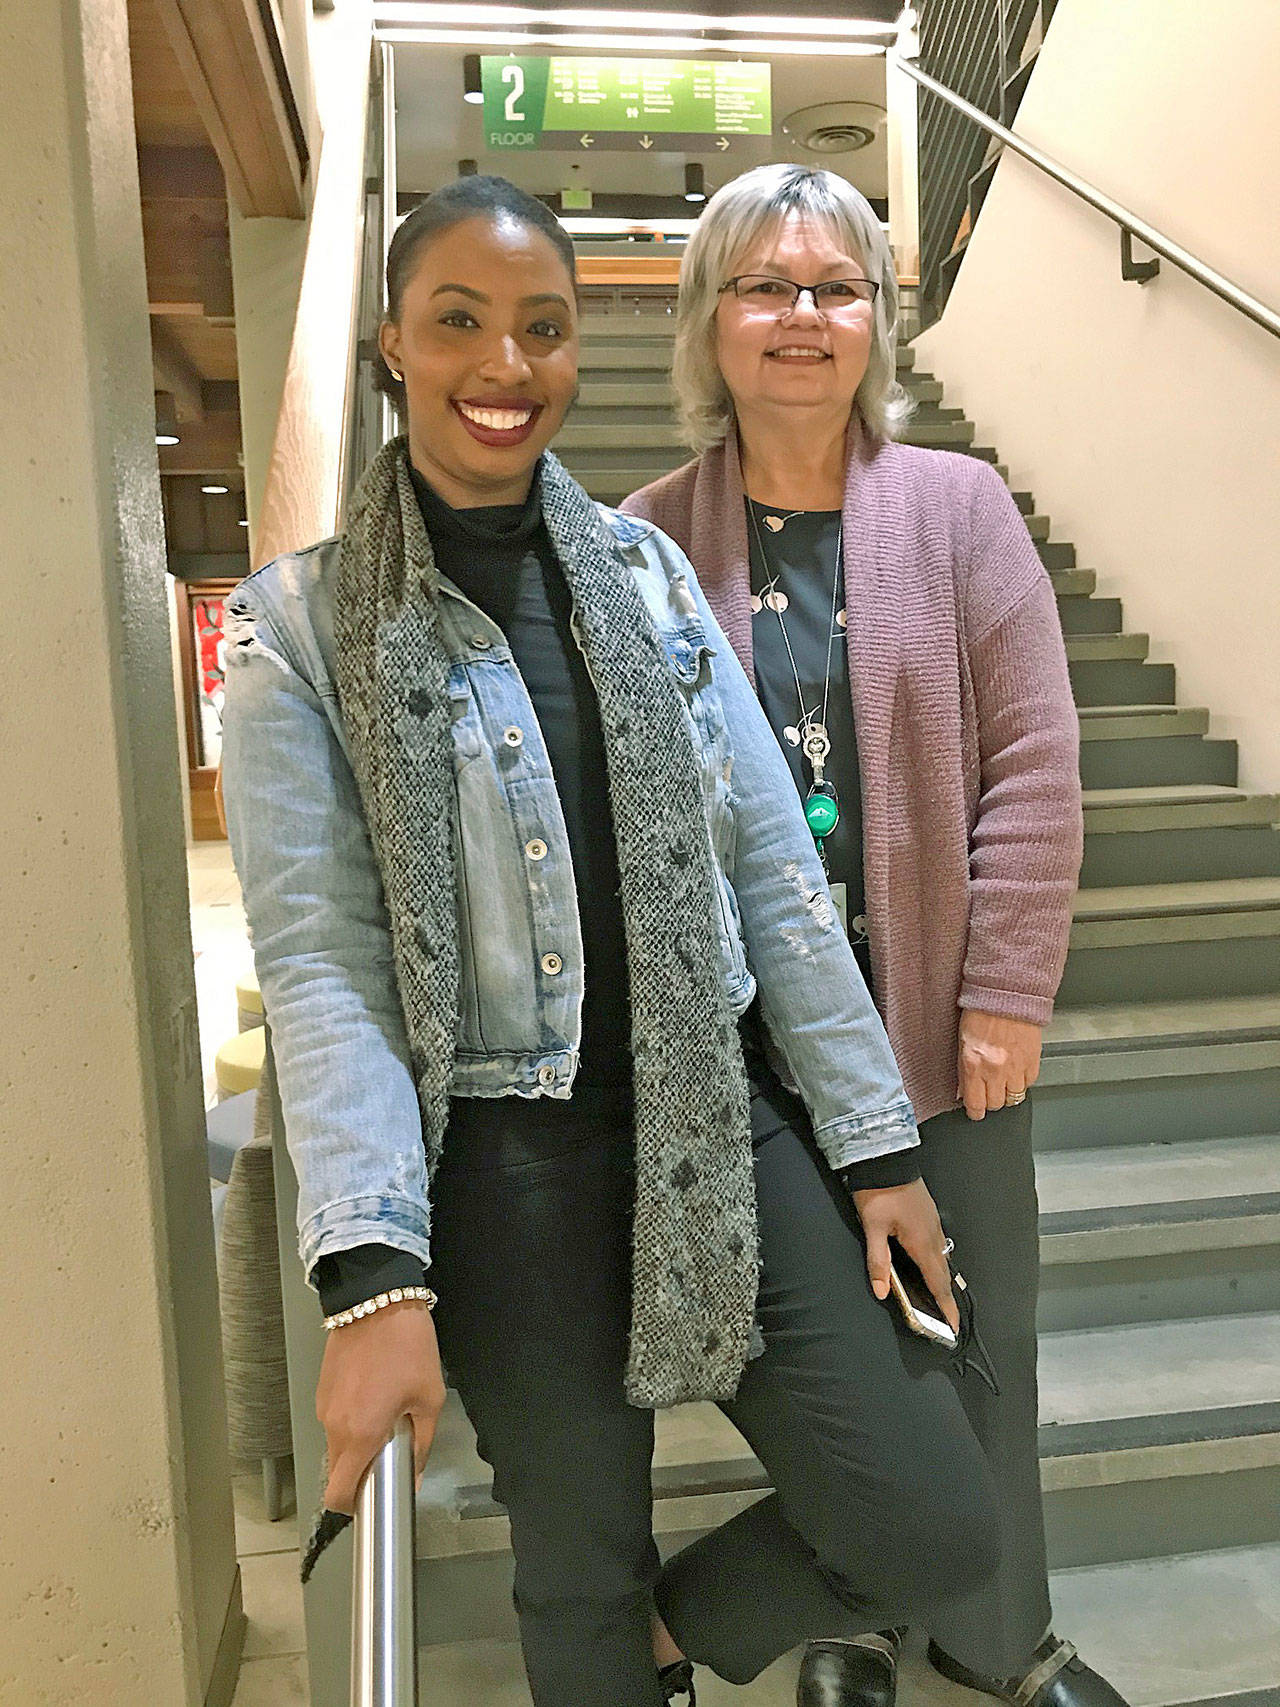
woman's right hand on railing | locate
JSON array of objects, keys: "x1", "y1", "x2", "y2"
[{"x1": 316, "y1": 1301, "x2": 446, "y2": 1514}]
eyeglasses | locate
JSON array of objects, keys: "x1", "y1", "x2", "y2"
[{"x1": 720, "y1": 274, "x2": 879, "y2": 316}]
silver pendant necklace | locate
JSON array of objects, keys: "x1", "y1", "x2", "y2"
[{"x1": 746, "y1": 500, "x2": 844, "y2": 868}]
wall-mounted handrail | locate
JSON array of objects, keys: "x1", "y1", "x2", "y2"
[
  {"x1": 351, "y1": 1415, "x2": 418, "y2": 1707},
  {"x1": 893, "y1": 53, "x2": 1280, "y2": 342}
]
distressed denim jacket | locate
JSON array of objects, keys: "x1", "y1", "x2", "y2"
[{"x1": 221, "y1": 504, "x2": 918, "y2": 1280}]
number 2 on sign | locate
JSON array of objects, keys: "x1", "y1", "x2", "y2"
[{"x1": 502, "y1": 64, "x2": 526, "y2": 122}]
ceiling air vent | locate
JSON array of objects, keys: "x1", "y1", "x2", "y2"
[{"x1": 780, "y1": 102, "x2": 887, "y2": 155}]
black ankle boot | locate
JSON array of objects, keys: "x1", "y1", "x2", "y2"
[
  {"x1": 797, "y1": 1630, "x2": 902, "y2": 1707},
  {"x1": 659, "y1": 1657, "x2": 697, "y2": 1703},
  {"x1": 928, "y1": 1634, "x2": 1131, "y2": 1707}
]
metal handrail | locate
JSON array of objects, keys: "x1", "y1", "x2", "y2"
[
  {"x1": 351, "y1": 1415, "x2": 418, "y2": 1707},
  {"x1": 894, "y1": 53, "x2": 1280, "y2": 341}
]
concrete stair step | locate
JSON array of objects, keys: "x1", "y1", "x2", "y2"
[
  {"x1": 420, "y1": 1549, "x2": 1280, "y2": 1705},
  {"x1": 1038, "y1": 1543, "x2": 1280, "y2": 1707},
  {"x1": 1038, "y1": 538, "x2": 1077, "y2": 568},
  {"x1": 575, "y1": 379, "x2": 674, "y2": 407},
  {"x1": 1037, "y1": 1134, "x2": 1280, "y2": 1332},
  {"x1": 902, "y1": 419, "x2": 979, "y2": 447},
  {"x1": 578, "y1": 320, "x2": 915, "y2": 362},
  {"x1": 578, "y1": 318, "x2": 676, "y2": 345},
  {"x1": 1036, "y1": 1309, "x2": 1280, "y2": 1483},
  {"x1": 1079, "y1": 787, "x2": 1280, "y2": 887},
  {"x1": 1070, "y1": 657, "x2": 1175, "y2": 706},
  {"x1": 1073, "y1": 875, "x2": 1280, "y2": 921},
  {"x1": 1061, "y1": 876, "x2": 1280, "y2": 1003},
  {"x1": 1074, "y1": 708, "x2": 1235, "y2": 790},
  {"x1": 577, "y1": 467, "x2": 688, "y2": 502},
  {"x1": 1052, "y1": 568, "x2": 1097, "y2": 595},
  {"x1": 1083, "y1": 782, "x2": 1273, "y2": 814},
  {"x1": 558, "y1": 423, "x2": 684, "y2": 449},
  {"x1": 1058, "y1": 594, "x2": 1125, "y2": 633},
  {"x1": 1078, "y1": 705, "x2": 1207, "y2": 737},
  {"x1": 1041, "y1": 993, "x2": 1280, "y2": 1086},
  {"x1": 1037, "y1": 1133, "x2": 1280, "y2": 1257},
  {"x1": 1065, "y1": 632, "x2": 1149, "y2": 662}
]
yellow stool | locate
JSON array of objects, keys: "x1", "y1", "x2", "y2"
[
  {"x1": 236, "y1": 968, "x2": 264, "y2": 1033},
  {"x1": 215, "y1": 1026, "x2": 266, "y2": 1100}
]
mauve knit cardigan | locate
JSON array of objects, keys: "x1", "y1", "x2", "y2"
[{"x1": 621, "y1": 428, "x2": 1084, "y2": 1126}]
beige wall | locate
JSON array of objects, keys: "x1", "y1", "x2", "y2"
[
  {"x1": 914, "y1": 0, "x2": 1280, "y2": 790},
  {"x1": 0, "y1": 2, "x2": 239, "y2": 1701}
]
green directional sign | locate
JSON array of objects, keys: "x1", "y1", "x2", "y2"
[{"x1": 482, "y1": 56, "x2": 771, "y2": 152}]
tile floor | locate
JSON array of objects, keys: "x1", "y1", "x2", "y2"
[{"x1": 189, "y1": 840, "x2": 254, "y2": 1109}]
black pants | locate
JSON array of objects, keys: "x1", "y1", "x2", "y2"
[
  {"x1": 911, "y1": 1098, "x2": 1049, "y2": 1676},
  {"x1": 429, "y1": 1089, "x2": 1002, "y2": 1705}
]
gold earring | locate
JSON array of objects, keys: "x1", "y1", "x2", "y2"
[{"x1": 388, "y1": 367, "x2": 403, "y2": 382}]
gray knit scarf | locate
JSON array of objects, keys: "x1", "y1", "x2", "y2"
[{"x1": 333, "y1": 437, "x2": 757, "y2": 1407}]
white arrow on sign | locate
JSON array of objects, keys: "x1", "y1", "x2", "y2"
[
  {"x1": 638, "y1": 134, "x2": 654, "y2": 149},
  {"x1": 579, "y1": 133, "x2": 594, "y2": 148},
  {"x1": 715, "y1": 136, "x2": 730, "y2": 151}
]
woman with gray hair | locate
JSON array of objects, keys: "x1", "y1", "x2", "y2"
[{"x1": 624, "y1": 164, "x2": 1126, "y2": 1707}]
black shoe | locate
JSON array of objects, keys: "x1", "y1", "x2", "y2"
[
  {"x1": 659, "y1": 1657, "x2": 697, "y2": 1703},
  {"x1": 798, "y1": 1630, "x2": 902, "y2": 1707},
  {"x1": 928, "y1": 1634, "x2": 1131, "y2": 1707}
]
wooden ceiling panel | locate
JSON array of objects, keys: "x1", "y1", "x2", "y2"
[
  {"x1": 163, "y1": 318, "x2": 240, "y2": 383},
  {"x1": 128, "y1": 0, "x2": 208, "y2": 148}
]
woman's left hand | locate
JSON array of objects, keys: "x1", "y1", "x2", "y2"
[{"x1": 957, "y1": 1010, "x2": 1043, "y2": 1119}]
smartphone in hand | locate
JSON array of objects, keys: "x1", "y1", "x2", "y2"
[{"x1": 887, "y1": 1242, "x2": 958, "y2": 1349}]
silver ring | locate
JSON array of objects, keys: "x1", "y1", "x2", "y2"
[{"x1": 1006, "y1": 1090, "x2": 1027, "y2": 1106}]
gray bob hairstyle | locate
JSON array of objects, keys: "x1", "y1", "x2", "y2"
[{"x1": 672, "y1": 163, "x2": 912, "y2": 454}]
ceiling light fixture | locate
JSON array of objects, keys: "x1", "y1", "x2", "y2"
[
  {"x1": 202, "y1": 483, "x2": 230, "y2": 495},
  {"x1": 379, "y1": 26, "x2": 883, "y2": 55},
  {"x1": 375, "y1": 4, "x2": 895, "y2": 36},
  {"x1": 555, "y1": 215, "x2": 699, "y2": 235},
  {"x1": 463, "y1": 52, "x2": 483, "y2": 102},
  {"x1": 238, "y1": 518, "x2": 250, "y2": 528},
  {"x1": 154, "y1": 392, "x2": 180, "y2": 447},
  {"x1": 684, "y1": 162, "x2": 706, "y2": 204}
]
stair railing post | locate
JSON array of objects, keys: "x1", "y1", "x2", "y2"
[{"x1": 351, "y1": 1415, "x2": 418, "y2": 1707}]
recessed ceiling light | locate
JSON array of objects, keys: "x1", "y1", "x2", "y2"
[
  {"x1": 154, "y1": 392, "x2": 180, "y2": 447},
  {"x1": 463, "y1": 52, "x2": 484, "y2": 102},
  {"x1": 380, "y1": 26, "x2": 884, "y2": 53},
  {"x1": 684, "y1": 162, "x2": 706, "y2": 204},
  {"x1": 238, "y1": 519, "x2": 250, "y2": 528},
  {"x1": 376, "y1": 4, "x2": 895, "y2": 36},
  {"x1": 202, "y1": 484, "x2": 230, "y2": 495}
]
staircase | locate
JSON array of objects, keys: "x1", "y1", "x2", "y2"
[
  {"x1": 919, "y1": 0, "x2": 1061, "y2": 321},
  {"x1": 404, "y1": 318, "x2": 1280, "y2": 1703}
]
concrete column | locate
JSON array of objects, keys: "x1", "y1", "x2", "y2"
[
  {"x1": 886, "y1": 9, "x2": 922, "y2": 283},
  {"x1": 0, "y1": 4, "x2": 241, "y2": 1703}
]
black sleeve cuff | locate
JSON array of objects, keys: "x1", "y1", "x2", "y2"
[
  {"x1": 313, "y1": 1243, "x2": 429, "y2": 1317},
  {"x1": 836, "y1": 1149, "x2": 924, "y2": 1193}
]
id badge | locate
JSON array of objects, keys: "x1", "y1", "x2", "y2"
[
  {"x1": 829, "y1": 882, "x2": 869, "y2": 945},
  {"x1": 829, "y1": 881, "x2": 849, "y2": 933}
]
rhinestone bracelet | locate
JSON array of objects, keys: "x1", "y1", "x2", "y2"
[{"x1": 322, "y1": 1285, "x2": 437, "y2": 1333}]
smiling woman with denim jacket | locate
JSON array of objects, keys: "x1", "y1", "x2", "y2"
[{"x1": 220, "y1": 176, "x2": 1000, "y2": 1707}]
